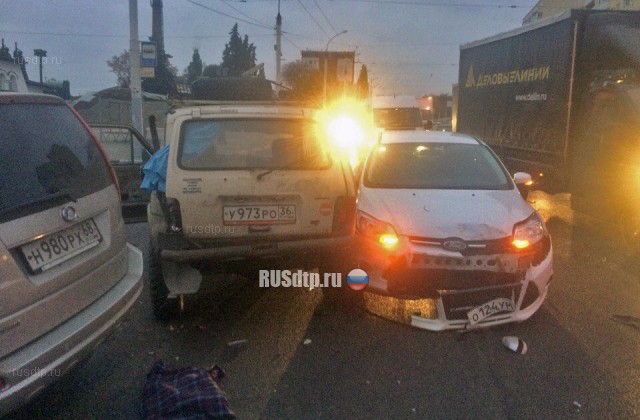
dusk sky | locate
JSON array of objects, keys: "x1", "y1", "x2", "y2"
[{"x1": 1, "y1": 0, "x2": 539, "y2": 96}]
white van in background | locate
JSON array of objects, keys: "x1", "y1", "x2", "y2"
[{"x1": 372, "y1": 95, "x2": 423, "y2": 131}]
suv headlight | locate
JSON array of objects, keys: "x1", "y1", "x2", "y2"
[
  {"x1": 356, "y1": 210, "x2": 399, "y2": 249},
  {"x1": 512, "y1": 212, "x2": 546, "y2": 249}
]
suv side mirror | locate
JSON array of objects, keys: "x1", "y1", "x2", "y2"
[{"x1": 513, "y1": 172, "x2": 533, "y2": 199}]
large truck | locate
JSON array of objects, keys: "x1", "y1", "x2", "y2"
[{"x1": 456, "y1": 9, "x2": 640, "y2": 249}]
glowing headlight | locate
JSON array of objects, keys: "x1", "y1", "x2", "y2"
[
  {"x1": 512, "y1": 212, "x2": 546, "y2": 249},
  {"x1": 356, "y1": 210, "x2": 399, "y2": 249},
  {"x1": 327, "y1": 115, "x2": 364, "y2": 149}
]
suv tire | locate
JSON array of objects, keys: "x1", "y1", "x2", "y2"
[{"x1": 149, "y1": 241, "x2": 180, "y2": 320}]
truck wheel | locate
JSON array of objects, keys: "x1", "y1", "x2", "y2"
[{"x1": 149, "y1": 242, "x2": 180, "y2": 321}]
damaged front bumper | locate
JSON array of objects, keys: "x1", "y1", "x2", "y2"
[{"x1": 357, "y1": 234, "x2": 553, "y2": 331}]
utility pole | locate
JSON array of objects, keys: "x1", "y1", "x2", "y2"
[
  {"x1": 129, "y1": 0, "x2": 143, "y2": 133},
  {"x1": 275, "y1": 0, "x2": 282, "y2": 95},
  {"x1": 33, "y1": 49, "x2": 47, "y2": 83}
]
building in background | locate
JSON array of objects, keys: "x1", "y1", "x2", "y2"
[
  {"x1": 523, "y1": 0, "x2": 640, "y2": 24},
  {"x1": 0, "y1": 38, "x2": 70, "y2": 97},
  {"x1": 0, "y1": 39, "x2": 27, "y2": 93},
  {"x1": 301, "y1": 50, "x2": 355, "y2": 99}
]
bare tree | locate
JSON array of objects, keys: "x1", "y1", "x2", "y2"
[{"x1": 107, "y1": 50, "x2": 130, "y2": 88}]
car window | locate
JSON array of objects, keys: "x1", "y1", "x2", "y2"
[
  {"x1": 364, "y1": 142, "x2": 511, "y2": 190},
  {"x1": 178, "y1": 119, "x2": 330, "y2": 170},
  {"x1": 0, "y1": 103, "x2": 112, "y2": 223},
  {"x1": 92, "y1": 126, "x2": 149, "y2": 164}
]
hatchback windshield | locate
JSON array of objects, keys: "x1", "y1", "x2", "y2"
[
  {"x1": 0, "y1": 103, "x2": 112, "y2": 223},
  {"x1": 178, "y1": 119, "x2": 330, "y2": 170},
  {"x1": 365, "y1": 142, "x2": 511, "y2": 190}
]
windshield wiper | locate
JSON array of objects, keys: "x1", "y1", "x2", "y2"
[
  {"x1": 256, "y1": 153, "x2": 322, "y2": 181},
  {"x1": 0, "y1": 190, "x2": 78, "y2": 218}
]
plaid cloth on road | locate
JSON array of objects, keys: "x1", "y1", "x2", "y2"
[{"x1": 142, "y1": 360, "x2": 235, "y2": 419}]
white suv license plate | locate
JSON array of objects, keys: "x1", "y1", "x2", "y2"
[
  {"x1": 467, "y1": 297, "x2": 515, "y2": 325},
  {"x1": 223, "y1": 205, "x2": 296, "y2": 225},
  {"x1": 21, "y1": 219, "x2": 102, "y2": 273}
]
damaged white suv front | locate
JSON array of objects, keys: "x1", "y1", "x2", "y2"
[{"x1": 355, "y1": 130, "x2": 552, "y2": 331}]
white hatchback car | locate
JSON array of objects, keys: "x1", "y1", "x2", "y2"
[{"x1": 355, "y1": 130, "x2": 552, "y2": 331}]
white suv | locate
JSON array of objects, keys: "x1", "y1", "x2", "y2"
[{"x1": 147, "y1": 101, "x2": 356, "y2": 319}]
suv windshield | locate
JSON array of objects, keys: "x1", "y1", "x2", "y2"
[
  {"x1": 365, "y1": 142, "x2": 511, "y2": 190},
  {"x1": 373, "y1": 108, "x2": 423, "y2": 129},
  {"x1": 178, "y1": 119, "x2": 330, "y2": 170},
  {"x1": 0, "y1": 103, "x2": 112, "y2": 223}
]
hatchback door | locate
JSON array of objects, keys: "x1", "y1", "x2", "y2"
[
  {"x1": 91, "y1": 124, "x2": 154, "y2": 223},
  {"x1": 166, "y1": 115, "x2": 349, "y2": 241},
  {"x1": 0, "y1": 96, "x2": 127, "y2": 358}
]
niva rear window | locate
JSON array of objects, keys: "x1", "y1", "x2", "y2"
[
  {"x1": 178, "y1": 119, "x2": 330, "y2": 170},
  {"x1": 0, "y1": 103, "x2": 112, "y2": 223}
]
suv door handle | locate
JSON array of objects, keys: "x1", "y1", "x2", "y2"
[{"x1": 249, "y1": 225, "x2": 271, "y2": 233}]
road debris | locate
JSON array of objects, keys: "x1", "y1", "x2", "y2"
[
  {"x1": 142, "y1": 361, "x2": 234, "y2": 419},
  {"x1": 611, "y1": 314, "x2": 640, "y2": 330},
  {"x1": 227, "y1": 339, "x2": 249, "y2": 349},
  {"x1": 573, "y1": 401, "x2": 582, "y2": 409},
  {"x1": 303, "y1": 339, "x2": 312, "y2": 345},
  {"x1": 502, "y1": 336, "x2": 528, "y2": 354}
]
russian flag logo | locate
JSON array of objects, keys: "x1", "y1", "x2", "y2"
[{"x1": 346, "y1": 269, "x2": 368, "y2": 291}]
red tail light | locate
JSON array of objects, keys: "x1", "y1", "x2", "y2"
[
  {"x1": 67, "y1": 104, "x2": 121, "y2": 197},
  {"x1": 333, "y1": 196, "x2": 356, "y2": 235}
]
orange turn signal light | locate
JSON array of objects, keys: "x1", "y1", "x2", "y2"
[
  {"x1": 379, "y1": 234, "x2": 399, "y2": 248},
  {"x1": 512, "y1": 239, "x2": 530, "y2": 249},
  {"x1": 525, "y1": 180, "x2": 533, "y2": 186}
]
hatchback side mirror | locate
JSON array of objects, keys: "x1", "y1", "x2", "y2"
[{"x1": 513, "y1": 172, "x2": 533, "y2": 199}]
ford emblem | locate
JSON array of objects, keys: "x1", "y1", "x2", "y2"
[
  {"x1": 442, "y1": 238, "x2": 467, "y2": 252},
  {"x1": 61, "y1": 205, "x2": 78, "y2": 222}
]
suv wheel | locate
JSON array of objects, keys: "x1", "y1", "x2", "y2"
[{"x1": 149, "y1": 242, "x2": 180, "y2": 320}]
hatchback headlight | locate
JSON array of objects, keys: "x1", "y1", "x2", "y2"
[
  {"x1": 356, "y1": 211, "x2": 399, "y2": 249},
  {"x1": 512, "y1": 212, "x2": 546, "y2": 249}
]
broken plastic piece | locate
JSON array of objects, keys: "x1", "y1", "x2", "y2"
[
  {"x1": 502, "y1": 336, "x2": 528, "y2": 354},
  {"x1": 227, "y1": 339, "x2": 248, "y2": 349}
]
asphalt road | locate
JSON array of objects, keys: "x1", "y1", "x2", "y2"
[{"x1": 7, "y1": 191, "x2": 640, "y2": 419}]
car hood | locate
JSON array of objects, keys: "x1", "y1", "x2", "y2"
[{"x1": 358, "y1": 187, "x2": 534, "y2": 240}]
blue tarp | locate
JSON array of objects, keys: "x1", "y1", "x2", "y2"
[{"x1": 140, "y1": 145, "x2": 169, "y2": 193}]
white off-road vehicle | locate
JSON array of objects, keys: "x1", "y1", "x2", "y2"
[{"x1": 147, "y1": 101, "x2": 356, "y2": 319}]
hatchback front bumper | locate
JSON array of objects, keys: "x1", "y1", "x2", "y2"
[{"x1": 357, "y1": 235, "x2": 552, "y2": 331}]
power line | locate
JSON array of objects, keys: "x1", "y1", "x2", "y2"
[
  {"x1": 0, "y1": 30, "x2": 274, "y2": 39},
  {"x1": 312, "y1": 0, "x2": 336, "y2": 33},
  {"x1": 283, "y1": 34, "x2": 303, "y2": 51},
  {"x1": 296, "y1": 0, "x2": 330, "y2": 38},
  {"x1": 185, "y1": 0, "x2": 274, "y2": 29},
  {"x1": 217, "y1": 0, "x2": 272, "y2": 27},
  {"x1": 320, "y1": 0, "x2": 529, "y2": 8}
]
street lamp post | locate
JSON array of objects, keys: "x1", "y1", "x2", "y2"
[{"x1": 323, "y1": 30, "x2": 347, "y2": 105}]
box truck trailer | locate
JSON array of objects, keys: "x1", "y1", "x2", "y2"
[{"x1": 457, "y1": 9, "x2": 640, "y2": 250}]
